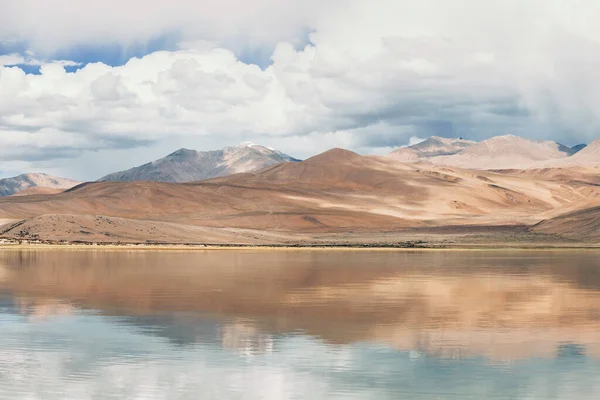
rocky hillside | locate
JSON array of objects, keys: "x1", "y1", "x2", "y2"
[
  {"x1": 0, "y1": 173, "x2": 79, "y2": 197},
  {"x1": 428, "y1": 135, "x2": 574, "y2": 169},
  {"x1": 99, "y1": 142, "x2": 300, "y2": 183},
  {"x1": 388, "y1": 136, "x2": 476, "y2": 162}
]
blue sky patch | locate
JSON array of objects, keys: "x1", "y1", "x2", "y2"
[
  {"x1": 52, "y1": 32, "x2": 181, "y2": 68},
  {"x1": 10, "y1": 64, "x2": 42, "y2": 75},
  {"x1": 1, "y1": 32, "x2": 181, "y2": 74}
]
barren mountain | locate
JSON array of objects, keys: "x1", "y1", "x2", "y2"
[
  {"x1": 532, "y1": 203, "x2": 600, "y2": 241},
  {"x1": 569, "y1": 143, "x2": 588, "y2": 154},
  {"x1": 99, "y1": 142, "x2": 300, "y2": 183},
  {"x1": 544, "y1": 139, "x2": 600, "y2": 167},
  {"x1": 0, "y1": 173, "x2": 79, "y2": 197},
  {"x1": 428, "y1": 135, "x2": 573, "y2": 169},
  {"x1": 10, "y1": 187, "x2": 67, "y2": 197},
  {"x1": 569, "y1": 140, "x2": 600, "y2": 162},
  {"x1": 388, "y1": 136, "x2": 475, "y2": 162},
  {"x1": 2, "y1": 148, "x2": 600, "y2": 244},
  {"x1": 0, "y1": 214, "x2": 284, "y2": 244}
]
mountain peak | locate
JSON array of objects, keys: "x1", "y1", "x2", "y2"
[
  {"x1": 388, "y1": 136, "x2": 475, "y2": 161},
  {"x1": 427, "y1": 135, "x2": 572, "y2": 169},
  {"x1": 426, "y1": 136, "x2": 473, "y2": 144},
  {"x1": 99, "y1": 143, "x2": 299, "y2": 183},
  {"x1": 0, "y1": 173, "x2": 79, "y2": 197},
  {"x1": 305, "y1": 148, "x2": 362, "y2": 163},
  {"x1": 225, "y1": 142, "x2": 273, "y2": 152},
  {"x1": 168, "y1": 148, "x2": 198, "y2": 157},
  {"x1": 387, "y1": 134, "x2": 585, "y2": 169},
  {"x1": 556, "y1": 139, "x2": 600, "y2": 165}
]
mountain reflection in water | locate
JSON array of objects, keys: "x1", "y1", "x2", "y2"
[{"x1": 1, "y1": 249, "x2": 600, "y2": 399}]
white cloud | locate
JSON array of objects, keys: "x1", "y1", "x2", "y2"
[
  {"x1": 0, "y1": 52, "x2": 80, "y2": 67},
  {"x1": 1, "y1": 0, "x2": 600, "y2": 178},
  {"x1": 1, "y1": 313, "x2": 600, "y2": 399},
  {"x1": 0, "y1": 0, "x2": 320, "y2": 54},
  {"x1": 0, "y1": 53, "x2": 25, "y2": 66}
]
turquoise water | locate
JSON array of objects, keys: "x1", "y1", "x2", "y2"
[{"x1": 1, "y1": 250, "x2": 600, "y2": 399}]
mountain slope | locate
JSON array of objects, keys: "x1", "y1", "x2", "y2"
[
  {"x1": 428, "y1": 135, "x2": 572, "y2": 169},
  {"x1": 0, "y1": 173, "x2": 80, "y2": 197},
  {"x1": 532, "y1": 204, "x2": 600, "y2": 241},
  {"x1": 10, "y1": 187, "x2": 67, "y2": 197},
  {"x1": 99, "y1": 142, "x2": 300, "y2": 183},
  {"x1": 557, "y1": 140, "x2": 600, "y2": 165},
  {"x1": 3, "y1": 148, "x2": 600, "y2": 245},
  {"x1": 388, "y1": 136, "x2": 476, "y2": 162},
  {"x1": 569, "y1": 143, "x2": 587, "y2": 155}
]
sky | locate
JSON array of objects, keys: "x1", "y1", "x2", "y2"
[{"x1": 1, "y1": 0, "x2": 600, "y2": 180}]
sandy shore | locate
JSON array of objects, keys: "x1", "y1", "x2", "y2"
[
  {"x1": 1, "y1": 241, "x2": 599, "y2": 251},
  {"x1": 1, "y1": 223, "x2": 598, "y2": 251}
]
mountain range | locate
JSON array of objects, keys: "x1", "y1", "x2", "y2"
[
  {"x1": 0, "y1": 173, "x2": 79, "y2": 197},
  {"x1": 544, "y1": 139, "x2": 600, "y2": 167},
  {"x1": 1, "y1": 135, "x2": 600, "y2": 246},
  {"x1": 388, "y1": 135, "x2": 588, "y2": 169},
  {"x1": 388, "y1": 136, "x2": 476, "y2": 161},
  {"x1": 99, "y1": 142, "x2": 300, "y2": 183}
]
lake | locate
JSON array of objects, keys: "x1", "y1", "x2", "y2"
[{"x1": 1, "y1": 249, "x2": 600, "y2": 399}]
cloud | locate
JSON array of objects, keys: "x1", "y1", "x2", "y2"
[
  {"x1": 0, "y1": 0, "x2": 319, "y2": 55},
  {"x1": 2, "y1": 0, "x2": 600, "y2": 178},
  {"x1": 0, "y1": 52, "x2": 80, "y2": 67},
  {"x1": 0, "y1": 53, "x2": 25, "y2": 66},
  {"x1": 2, "y1": 310, "x2": 600, "y2": 399}
]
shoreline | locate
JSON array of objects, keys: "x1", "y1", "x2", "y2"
[{"x1": 1, "y1": 240, "x2": 599, "y2": 251}]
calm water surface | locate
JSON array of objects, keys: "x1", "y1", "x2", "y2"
[{"x1": 1, "y1": 249, "x2": 600, "y2": 399}]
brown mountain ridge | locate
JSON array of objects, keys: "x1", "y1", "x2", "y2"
[{"x1": 2, "y1": 146, "x2": 600, "y2": 245}]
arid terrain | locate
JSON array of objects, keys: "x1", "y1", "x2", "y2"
[
  {"x1": 0, "y1": 173, "x2": 80, "y2": 197},
  {"x1": 1, "y1": 144, "x2": 600, "y2": 246},
  {"x1": 99, "y1": 142, "x2": 299, "y2": 183}
]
